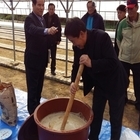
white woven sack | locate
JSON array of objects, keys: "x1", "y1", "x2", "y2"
[{"x1": 0, "y1": 82, "x2": 17, "y2": 126}]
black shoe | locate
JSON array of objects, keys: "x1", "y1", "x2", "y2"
[
  {"x1": 127, "y1": 99, "x2": 137, "y2": 105},
  {"x1": 135, "y1": 106, "x2": 140, "y2": 111},
  {"x1": 51, "y1": 71, "x2": 56, "y2": 76},
  {"x1": 135, "y1": 103, "x2": 140, "y2": 111},
  {"x1": 125, "y1": 97, "x2": 128, "y2": 105}
]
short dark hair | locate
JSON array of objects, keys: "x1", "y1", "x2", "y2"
[
  {"x1": 32, "y1": 0, "x2": 45, "y2": 5},
  {"x1": 32, "y1": 0, "x2": 37, "y2": 5},
  {"x1": 64, "y1": 17, "x2": 86, "y2": 38},
  {"x1": 116, "y1": 4, "x2": 126, "y2": 12},
  {"x1": 48, "y1": 3, "x2": 55, "y2": 8},
  {"x1": 87, "y1": 1, "x2": 96, "y2": 7}
]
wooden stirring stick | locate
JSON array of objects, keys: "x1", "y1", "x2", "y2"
[{"x1": 60, "y1": 64, "x2": 84, "y2": 130}]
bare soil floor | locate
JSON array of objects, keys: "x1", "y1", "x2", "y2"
[{"x1": 0, "y1": 65, "x2": 140, "y2": 133}]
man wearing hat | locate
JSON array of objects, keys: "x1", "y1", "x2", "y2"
[{"x1": 117, "y1": 0, "x2": 140, "y2": 110}]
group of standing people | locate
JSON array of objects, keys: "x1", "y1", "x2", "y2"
[
  {"x1": 116, "y1": 0, "x2": 140, "y2": 112},
  {"x1": 114, "y1": 1, "x2": 140, "y2": 110},
  {"x1": 24, "y1": 0, "x2": 140, "y2": 139}
]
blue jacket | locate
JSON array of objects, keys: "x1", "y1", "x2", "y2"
[{"x1": 81, "y1": 10, "x2": 105, "y2": 31}]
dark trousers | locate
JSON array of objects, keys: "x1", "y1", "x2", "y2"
[
  {"x1": 121, "y1": 62, "x2": 140, "y2": 108},
  {"x1": 25, "y1": 54, "x2": 46, "y2": 114},
  {"x1": 49, "y1": 44, "x2": 57, "y2": 72},
  {"x1": 25, "y1": 63, "x2": 46, "y2": 115},
  {"x1": 88, "y1": 87, "x2": 125, "y2": 140}
]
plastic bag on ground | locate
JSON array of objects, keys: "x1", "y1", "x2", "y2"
[{"x1": 120, "y1": 128, "x2": 140, "y2": 140}]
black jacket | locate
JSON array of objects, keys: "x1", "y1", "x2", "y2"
[
  {"x1": 81, "y1": 10, "x2": 105, "y2": 31},
  {"x1": 72, "y1": 30, "x2": 128, "y2": 96},
  {"x1": 43, "y1": 12, "x2": 62, "y2": 45},
  {"x1": 114, "y1": 17, "x2": 126, "y2": 56},
  {"x1": 24, "y1": 12, "x2": 49, "y2": 67}
]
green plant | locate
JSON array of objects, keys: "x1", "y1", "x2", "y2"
[
  {"x1": 5, "y1": 14, "x2": 12, "y2": 20},
  {"x1": 0, "y1": 14, "x2": 118, "y2": 29},
  {"x1": 0, "y1": 14, "x2": 6, "y2": 19}
]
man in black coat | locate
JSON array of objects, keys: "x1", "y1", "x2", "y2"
[
  {"x1": 64, "y1": 17, "x2": 128, "y2": 140},
  {"x1": 24, "y1": 0, "x2": 57, "y2": 115},
  {"x1": 43, "y1": 3, "x2": 62, "y2": 75}
]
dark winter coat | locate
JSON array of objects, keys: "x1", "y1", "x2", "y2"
[
  {"x1": 81, "y1": 10, "x2": 105, "y2": 31},
  {"x1": 43, "y1": 12, "x2": 61, "y2": 46},
  {"x1": 71, "y1": 29, "x2": 128, "y2": 96}
]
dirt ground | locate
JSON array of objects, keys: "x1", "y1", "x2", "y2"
[
  {"x1": 0, "y1": 65, "x2": 140, "y2": 133},
  {"x1": 0, "y1": 37, "x2": 140, "y2": 135}
]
